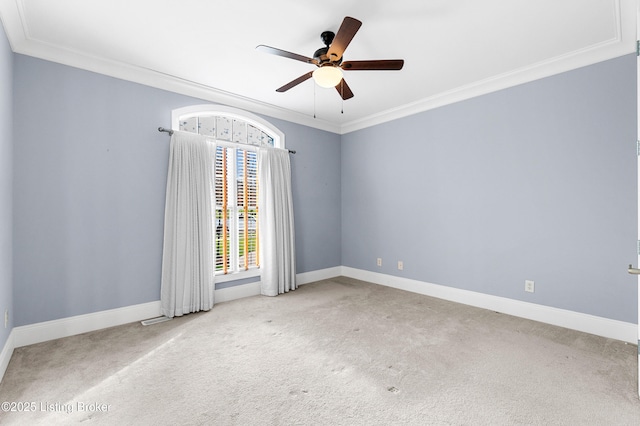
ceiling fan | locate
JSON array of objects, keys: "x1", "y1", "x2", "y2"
[{"x1": 256, "y1": 16, "x2": 404, "y2": 100}]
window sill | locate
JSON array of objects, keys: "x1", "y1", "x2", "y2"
[{"x1": 215, "y1": 268, "x2": 261, "y2": 284}]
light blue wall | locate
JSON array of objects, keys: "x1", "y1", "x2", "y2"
[
  {"x1": 12, "y1": 55, "x2": 341, "y2": 326},
  {"x1": 267, "y1": 117, "x2": 342, "y2": 273},
  {"x1": 342, "y1": 54, "x2": 637, "y2": 323},
  {"x1": 0, "y1": 20, "x2": 13, "y2": 349},
  {"x1": 9, "y1": 48, "x2": 638, "y2": 327}
]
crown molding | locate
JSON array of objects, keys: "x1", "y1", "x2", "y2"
[
  {"x1": 341, "y1": 0, "x2": 637, "y2": 134},
  {"x1": 7, "y1": 35, "x2": 343, "y2": 134},
  {"x1": 1, "y1": 0, "x2": 636, "y2": 135},
  {"x1": 0, "y1": 0, "x2": 341, "y2": 134}
]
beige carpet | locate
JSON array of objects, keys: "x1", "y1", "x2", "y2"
[{"x1": 0, "y1": 276, "x2": 639, "y2": 425}]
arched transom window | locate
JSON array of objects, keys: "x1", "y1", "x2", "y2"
[{"x1": 172, "y1": 105, "x2": 284, "y2": 148}]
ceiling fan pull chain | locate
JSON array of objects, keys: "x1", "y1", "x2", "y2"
[{"x1": 313, "y1": 83, "x2": 317, "y2": 119}]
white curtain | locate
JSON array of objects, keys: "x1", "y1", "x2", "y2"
[
  {"x1": 258, "y1": 147, "x2": 296, "y2": 296},
  {"x1": 160, "y1": 131, "x2": 216, "y2": 317}
]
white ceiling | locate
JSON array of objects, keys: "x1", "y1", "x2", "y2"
[{"x1": 0, "y1": 0, "x2": 636, "y2": 134}]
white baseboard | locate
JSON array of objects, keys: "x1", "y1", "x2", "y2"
[
  {"x1": 11, "y1": 280, "x2": 269, "y2": 349},
  {"x1": 215, "y1": 282, "x2": 262, "y2": 303},
  {"x1": 13, "y1": 301, "x2": 162, "y2": 349},
  {"x1": 297, "y1": 266, "x2": 343, "y2": 285},
  {"x1": 214, "y1": 267, "x2": 341, "y2": 301},
  {"x1": 0, "y1": 331, "x2": 15, "y2": 384},
  {"x1": 8, "y1": 273, "x2": 314, "y2": 353},
  {"x1": 341, "y1": 267, "x2": 637, "y2": 344},
  {"x1": 3, "y1": 266, "x2": 635, "y2": 386},
  {"x1": 0, "y1": 282, "x2": 264, "y2": 383}
]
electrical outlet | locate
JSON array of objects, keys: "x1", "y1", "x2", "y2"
[
  {"x1": 398, "y1": 261, "x2": 404, "y2": 270},
  {"x1": 525, "y1": 280, "x2": 535, "y2": 293},
  {"x1": 377, "y1": 258, "x2": 382, "y2": 267},
  {"x1": 4, "y1": 309, "x2": 7, "y2": 328}
]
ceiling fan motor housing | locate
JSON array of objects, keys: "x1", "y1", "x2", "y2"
[{"x1": 315, "y1": 31, "x2": 341, "y2": 65}]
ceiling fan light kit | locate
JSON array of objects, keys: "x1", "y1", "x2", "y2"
[
  {"x1": 312, "y1": 66, "x2": 343, "y2": 88},
  {"x1": 257, "y1": 16, "x2": 404, "y2": 100}
]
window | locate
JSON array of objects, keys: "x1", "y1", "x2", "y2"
[
  {"x1": 214, "y1": 145, "x2": 259, "y2": 274},
  {"x1": 172, "y1": 105, "x2": 284, "y2": 280}
]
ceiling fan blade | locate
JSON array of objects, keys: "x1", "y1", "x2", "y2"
[
  {"x1": 276, "y1": 71, "x2": 314, "y2": 92},
  {"x1": 335, "y1": 78, "x2": 354, "y2": 100},
  {"x1": 256, "y1": 45, "x2": 318, "y2": 65},
  {"x1": 342, "y1": 60, "x2": 404, "y2": 71},
  {"x1": 327, "y1": 17, "x2": 362, "y2": 62}
]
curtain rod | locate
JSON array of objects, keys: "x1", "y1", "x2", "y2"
[{"x1": 157, "y1": 127, "x2": 296, "y2": 154}]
